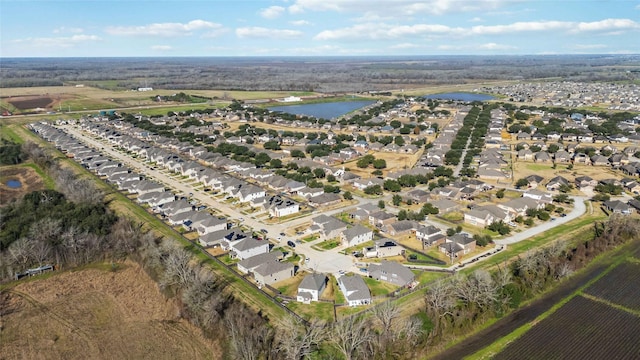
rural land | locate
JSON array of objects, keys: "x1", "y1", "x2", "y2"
[{"x1": 1, "y1": 55, "x2": 640, "y2": 360}]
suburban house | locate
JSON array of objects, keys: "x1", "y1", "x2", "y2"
[
  {"x1": 338, "y1": 275, "x2": 371, "y2": 307},
  {"x1": 308, "y1": 193, "x2": 342, "y2": 207},
  {"x1": 523, "y1": 189, "x2": 554, "y2": 204},
  {"x1": 464, "y1": 205, "x2": 510, "y2": 227},
  {"x1": 575, "y1": 176, "x2": 597, "y2": 188},
  {"x1": 199, "y1": 228, "x2": 248, "y2": 248},
  {"x1": 525, "y1": 174, "x2": 544, "y2": 188},
  {"x1": 197, "y1": 216, "x2": 228, "y2": 235},
  {"x1": 546, "y1": 176, "x2": 570, "y2": 191},
  {"x1": 341, "y1": 225, "x2": 374, "y2": 247},
  {"x1": 236, "y1": 184, "x2": 266, "y2": 203},
  {"x1": 415, "y1": 225, "x2": 446, "y2": 248},
  {"x1": 439, "y1": 233, "x2": 477, "y2": 260},
  {"x1": 603, "y1": 200, "x2": 633, "y2": 215},
  {"x1": 296, "y1": 273, "x2": 327, "y2": 304},
  {"x1": 369, "y1": 211, "x2": 397, "y2": 228},
  {"x1": 498, "y1": 197, "x2": 543, "y2": 217},
  {"x1": 266, "y1": 197, "x2": 300, "y2": 218},
  {"x1": 368, "y1": 260, "x2": 415, "y2": 287},
  {"x1": 227, "y1": 237, "x2": 269, "y2": 260},
  {"x1": 237, "y1": 251, "x2": 283, "y2": 274},
  {"x1": 309, "y1": 215, "x2": 348, "y2": 240},
  {"x1": 386, "y1": 220, "x2": 418, "y2": 236},
  {"x1": 364, "y1": 239, "x2": 404, "y2": 258},
  {"x1": 253, "y1": 261, "x2": 295, "y2": 286}
]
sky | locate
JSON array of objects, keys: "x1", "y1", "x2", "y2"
[{"x1": 1, "y1": 0, "x2": 640, "y2": 57}]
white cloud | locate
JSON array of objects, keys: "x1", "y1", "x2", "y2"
[
  {"x1": 470, "y1": 21, "x2": 571, "y2": 35},
  {"x1": 470, "y1": 17, "x2": 483, "y2": 23},
  {"x1": 437, "y1": 44, "x2": 464, "y2": 51},
  {"x1": 573, "y1": 44, "x2": 607, "y2": 50},
  {"x1": 574, "y1": 18, "x2": 640, "y2": 32},
  {"x1": 478, "y1": 42, "x2": 516, "y2": 50},
  {"x1": 290, "y1": 20, "x2": 311, "y2": 26},
  {"x1": 290, "y1": 0, "x2": 507, "y2": 16},
  {"x1": 315, "y1": 23, "x2": 462, "y2": 40},
  {"x1": 106, "y1": 19, "x2": 222, "y2": 36},
  {"x1": 260, "y1": 6, "x2": 285, "y2": 19},
  {"x1": 53, "y1": 26, "x2": 84, "y2": 34},
  {"x1": 390, "y1": 43, "x2": 421, "y2": 49},
  {"x1": 236, "y1": 27, "x2": 303, "y2": 39},
  {"x1": 151, "y1": 45, "x2": 173, "y2": 51},
  {"x1": 11, "y1": 34, "x2": 101, "y2": 48},
  {"x1": 314, "y1": 18, "x2": 640, "y2": 42}
]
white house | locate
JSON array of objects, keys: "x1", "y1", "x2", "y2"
[
  {"x1": 296, "y1": 273, "x2": 327, "y2": 304},
  {"x1": 338, "y1": 275, "x2": 371, "y2": 307},
  {"x1": 197, "y1": 216, "x2": 227, "y2": 235},
  {"x1": 228, "y1": 237, "x2": 269, "y2": 260},
  {"x1": 340, "y1": 225, "x2": 374, "y2": 247}
]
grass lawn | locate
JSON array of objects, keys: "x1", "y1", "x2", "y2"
[
  {"x1": 275, "y1": 272, "x2": 306, "y2": 297},
  {"x1": 315, "y1": 240, "x2": 341, "y2": 251},
  {"x1": 363, "y1": 277, "x2": 397, "y2": 297},
  {"x1": 287, "y1": 301, "x2": 335, "y2": 323}
]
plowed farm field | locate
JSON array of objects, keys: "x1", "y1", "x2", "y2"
[
  {"x1": 493, "y1": 295, "x2": 640, "y2": 360},
  {"x1": 584, "y1": 261, "x2": 640, "y2": 312}
]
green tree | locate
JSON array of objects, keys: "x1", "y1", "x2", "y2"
[
  {"x1": 343, "y1": 191, "x2": 353, "y2": 200},
  {"x1": 397, "y1": 209, "x2": 407, "y2": 221},
  {"x1": 378, "y1": 200, "x2": 386, "y2": 209},
  {"x1": 364, "y1": 185, "x2": 383, "y2": 195},
  {"x1": 290, "y1": 149, "x2": 306, "y2": 158},
  {"x1": 372, "y1": 159, "x2": 387, "y2": 169},
  {"x1": 496, "y1": 188, "x2": 506, "y2": 199},
  {"x1": 313, "y1": 168, "x2": 326, "y2": 179},
  {"x1": 392, "y1": 194, "x2": 402, "y2": 206},
  {"x1": 515, "y1": 178, "x2": 529, "y2": 189},
  {"x1": 383, "y1": 180, "x2": 402, "y2": 192},
  {"x1": 269, "y1": 158, "x2": 282, "y2": 168}
]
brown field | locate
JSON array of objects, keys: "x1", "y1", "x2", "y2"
[
  {"x1": 584, "y1": 261, "x2": 640, "y2": 311},
  {"x1": 0, "y1": 166, "x2": 46, "y2": 205},
  {"x1": 0, "y1": 261, "x2": 220, "y2": 360},
  {"x1": 493, "y1": 295, "x2": 640, "y2": 360}
]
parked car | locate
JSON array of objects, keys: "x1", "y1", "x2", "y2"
[
  {"x1": 261, "y1": 228, "x2": 268, "y2": 234},
  {"x1": 287, "y1": 240, "x2": 296, "y2": 247},
  {"x1": 279, "y1": 232, "x2": 286, "y2": 236}
]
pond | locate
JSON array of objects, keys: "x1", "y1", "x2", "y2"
[
  {"x1": 6, "y1": 179, "x2": 22, "y2": 188},
  {"x1": 423, "y1": 92, "x2": 496, "y2": 102},
  {"x1": 268, "y1": 100, "x2": 376, "y2": 119}
]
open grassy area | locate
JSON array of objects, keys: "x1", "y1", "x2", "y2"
[{"x1": 287, "y1": 301, "x2": 335, "y2": 323}]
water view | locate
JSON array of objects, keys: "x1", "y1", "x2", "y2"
[
  {"x1": 6, "y1": 180, "x2": 22, "y2": 188},
  {"x1": 268, "y1": 100, "x2": 375, "y2": 119},
  {"x1": 423, "y1": 92, "x2": 496, "y2": 102}
]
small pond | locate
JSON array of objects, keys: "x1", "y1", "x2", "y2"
[
  {"x1": 6, "y1": 179, "x2": 22, "y2": 188},
  {"x1": 423, "y1": 92, "x2": 496, "y2": 102},
  {"x1": 268, "y1": 100, "x2": 376, "y2": 119}
]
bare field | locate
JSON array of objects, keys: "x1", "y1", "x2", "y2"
[
  {"x1": 0, "y1": 165, "x2": 46, "y2": 205},
  {"x1": 0, "y1": 261, "x2": 220, "y2": 360},
  {"x1": 493, "y1": 295, "x2": 640, "y2": 360}
]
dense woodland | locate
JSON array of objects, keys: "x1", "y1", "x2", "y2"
[{"x1": 2, "y1": 55, "x2": 638, "y2": 91}]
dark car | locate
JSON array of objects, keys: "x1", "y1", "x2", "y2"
[
  {"x1": 260, "y1": 229, "x2": 268, "y2": 234},
  {"x1": 287, "y1": 240, "x2": 296, "y2": 248}
]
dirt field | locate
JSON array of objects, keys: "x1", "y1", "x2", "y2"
[
  {"x1": 0, "y1": 261, "x2": 220, "y2": 360},
  {"x1": 0, "y1": 165, "x2": 46, "y2": 206}
]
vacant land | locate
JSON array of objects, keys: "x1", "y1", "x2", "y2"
[
  {"x1": 0, "y1": 165, "x2": 46, "y2": 205},
  {"x1": 493, "y1": 295, "x2": 640, "y2": 360},
  {"x1": 0, "y1": 261, "x2": 220, "y2": 360}
]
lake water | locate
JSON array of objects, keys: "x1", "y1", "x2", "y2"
[
  {"x1": 6, "y1": 179, "x2": 22, "y2": 188},
  {"x1": 268, "y1": 100, "x2": 376, "y2": 119},
  {"x1": 423, "y1": 92, "x2": 496, "y2": 102}
]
